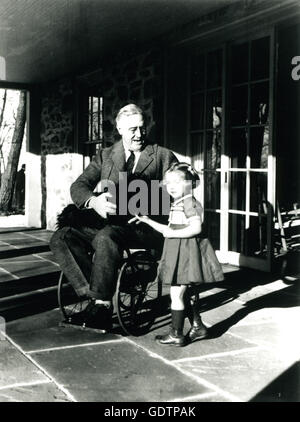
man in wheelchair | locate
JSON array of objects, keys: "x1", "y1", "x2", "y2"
[{"x1": 50, "y1": 104, "x2": 178, "y2": 332}]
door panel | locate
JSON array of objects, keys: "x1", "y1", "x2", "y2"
[{"x1": 189, "y1": 34, "x2": 274, "y2": 271}]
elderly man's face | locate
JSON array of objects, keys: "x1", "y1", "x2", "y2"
[{"x1": 117, "y1": 113, "x2": 146, "y2": 152}]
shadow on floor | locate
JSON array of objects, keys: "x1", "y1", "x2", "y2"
[
  {"x1": 249, "y1": 361, "x2": 300, "y2": 402},
  {"x1": 3, "y1": 268, "x2": 299, "y2": 337},
  {"x1": 207, "y1": 280, "x2": 300, "y2": 339}
]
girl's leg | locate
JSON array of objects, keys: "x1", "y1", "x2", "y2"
[
  {"x1": 170, "y1": 285, "x2": 187, "y2": 310},
  {"x1": 186, "y1": 286, "x2": 208, "y2": 342},
  {"x1": 155, "y1": 285, "x2": 188, "y2": 347}
]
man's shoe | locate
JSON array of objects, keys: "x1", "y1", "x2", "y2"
[
  {"x1": 70, "y1": 301, "x2": 113, "y2": 332},
  {"x1": 188, "y1": 322, "x2": 208, "y2": 342},
  {"x1": 155, "y1": 330, "x2": 187, "y2": 347}
]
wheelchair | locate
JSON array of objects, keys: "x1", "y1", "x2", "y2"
[{"x1": 57, "y1": 248, "x2": 162, "y2": 336}]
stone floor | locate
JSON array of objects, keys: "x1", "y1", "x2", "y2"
[{"x1": 1, "y1": 265, "x2": 299, "y2": 403}]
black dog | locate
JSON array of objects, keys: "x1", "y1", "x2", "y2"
[
  {"x1": 56, "y1": 204, "x2": 105, "y2": 230},
  {"x1": 56, "y1": 173, "x2": 155, "y2": 230}
]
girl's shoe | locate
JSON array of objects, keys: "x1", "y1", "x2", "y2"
[
  {"x1": 188, "y1": 321, "x2": 208, "y2": 342},
  {"x1": 155, "y1": 330, "x2": 187, "y2": 347}
]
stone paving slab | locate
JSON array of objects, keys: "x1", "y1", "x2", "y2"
[
  {"x1": 6, "y1": 308, "x2": 126, "y2": 352},
  {"x1": 237, "y1": 279, "x2": 299, "y2": 302},
  {"x1": 30, "y1": 340, "x2": 214, "y2": 402},
  {"x1": 175, "y1": 347, "x2": 294, "y2": 402},
  {"x1": 0, "y1": 382, "x2": 70, "y2": 402},
  {"x1": 229, "y1": 319, "x2": 300, "y2": 362},
  {"x1": 6, "y1": 309, "x2": 64, "y2": 333},
  {"x1": 195, "y1": 298, "x2": 248, "y2": 330},
  {"x1": 0, "y1": 340, "x2": 48, "y2": 389},
  {"x1": 9, "y1": 324, "x2": 121, "y2": 353}
]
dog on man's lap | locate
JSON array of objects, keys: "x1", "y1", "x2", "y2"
[{"x1": 56, "y1": 203, "x2": 105, "y2": 230}]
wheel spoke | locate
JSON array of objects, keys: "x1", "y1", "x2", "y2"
[{"x1": 115, "y1": 252, "x2": 162, "y2": 336}]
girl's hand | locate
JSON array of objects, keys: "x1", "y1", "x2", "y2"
[{"x1": 129, "y1": 215, "x2": 168, "y2": 236}]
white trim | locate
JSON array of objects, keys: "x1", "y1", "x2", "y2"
[{"x1": 26, "y1": 338, "x2": 124, "y2": 354}]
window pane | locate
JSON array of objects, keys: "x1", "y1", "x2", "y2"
[
  {"x1": 248, "y1": 216, "x2": 268, "y2": 258},
  {"x1": 191, "y1": 54, "x2": 205, "y2": 92},
  {"x1": 230, "y1": 172, "x2": 246, "y2": 211},
  {"x1": 232, "y1": 42, "x2": 249, "y2": 84},
  {"x1": 251, "y1": 37, "x2": 270, "y2": 81},
  {"x1": 250, "y1": 82, "x2": 269, "y2": 125},
  {"x1": 231, "y1": 85, "x2": 248, "y2": 126},
  {"x1": 207, "y1": 49, "x2": 222, "y2": 88},
  {"x1": 191, "y1": 94, "x2": 204, "y2": 130},
  {"x1": 206, "y1": 131, "x2": 221, "y2": 169},
  {"x1": 229, "y1": 214, "x2": 267, "y2": 257},
  {"x1": 250, "y1": 172, "x2": 268, "y2": 213},
  {"x1": 85, "y1": 143, "x2": 96, "y2": 160},
  {"x1": 250, "y1": 127, "x2": 269, "y2": 168},
  {"x1": 206, "y1": 90, "x2": 222, "y2": 129},
  {"x1": 229, "y1": 213, "x2": 245, "y2": 253},
  {"x1": 229, "y1": 129, "x2": 247, "y2": 168},
  {"x1": 191, "y1": 132, "x2": 204, "y2": 171},
  {"x1": 92, "y1": 97, "x2": 99, "y2": 141},
  {"x1": 204, "y1": 171, "x2": 220, "y2": 209},
  {"x1": 204, "y1": 211, "x2": 220, "y2": 250}
]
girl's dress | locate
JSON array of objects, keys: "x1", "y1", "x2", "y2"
[{"x1": 157, "y1": 194, "x2": 224, "y2": 286}]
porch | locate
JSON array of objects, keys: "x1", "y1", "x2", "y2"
[
  {"x1": 0, "y1": 228, "x2": 299, "y2": 402},
  {"x1": 0, "y1": 0, "x2": 299, "y2": 405}
]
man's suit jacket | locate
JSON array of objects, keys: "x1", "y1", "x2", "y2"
[{"x1": 70, "y1": 141, "x2": 178, "y2": 217}]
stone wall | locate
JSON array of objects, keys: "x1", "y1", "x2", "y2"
[
  {"x1": 40, "y1": 79, "x2": 74, "y2": 155},
  {"x1": 39, "y1": 46, "x2": 165, "y2": 228},
  {"x1": 39, "y1": 78, "x2": 76, "y2": 227},
  {"x1": 99, "y1": 47, "x2": 164, "y2": 145}
]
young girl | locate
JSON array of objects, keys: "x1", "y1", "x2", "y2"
[{"x1": 130, "y1": 162, "x2": 224, "y2": 347}]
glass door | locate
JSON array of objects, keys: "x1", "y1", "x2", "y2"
[
  {"x1": 189, "y1": 34, "x2": 275, "y2": 271},
  {"x1": 227, "y1": 36, "x2": 273, "y2": 271},
  {"x1": 189, "y1": 48, "x2": 223, "y2": 252}
]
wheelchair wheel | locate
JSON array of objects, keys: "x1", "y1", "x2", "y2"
[
  {"x1": 114, "y1": 250, "x2": 161, "y2": 336},
  {"x1": 57, "y1": 271, "x2": 91, "y2": 323}
]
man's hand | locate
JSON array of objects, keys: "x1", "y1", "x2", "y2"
[
  {"x1": 89, "y1": 193, "x2": 117, "y2": 219},
  {"x1": 128, "y1": 215, "x2": 150, "y2": 225}
]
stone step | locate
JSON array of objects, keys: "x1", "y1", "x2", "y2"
[
  {"x1": 0, "y1": 226, "x2": 38, "y2": 234},
  {"x1": 0, "y1": 249, "x2": 61, "y2": 320},
  {"x1": 0, "y1": 285, "x2": 60, "y2": 322},
  {"x1": 0, "y1": 251, "x2": 60, "y2": 297},
  {"x1": 0, "y1": 229, "x2": 52, "y2": 259}
]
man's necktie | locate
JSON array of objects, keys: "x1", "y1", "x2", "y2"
[{"x1": 125, "y1": 151, "x2": 135, "y2": 174}]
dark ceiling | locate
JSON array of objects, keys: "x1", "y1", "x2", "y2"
[{"x1": 0, "y1": 0, "x2": 237, "y2": 84}]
